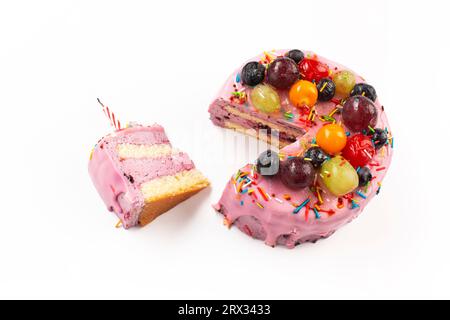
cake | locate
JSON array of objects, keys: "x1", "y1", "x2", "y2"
[
  {"x1": 210, "y1": 49, "x2": 393, "y2": 248},
  {"x1": 89, "y1": 123, "x2": 209, "y2": 228}
]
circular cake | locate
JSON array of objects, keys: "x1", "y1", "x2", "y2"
[{"x1": 209, "y1": 49, "x2": 393, "y2": 248}]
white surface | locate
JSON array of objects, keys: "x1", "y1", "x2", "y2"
[{"x1": 0, "y1": 0, "x2": 449, "y2": 299}]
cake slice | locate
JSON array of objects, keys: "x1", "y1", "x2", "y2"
[{"x1": 88, "y1": 124, "x2": 209, "y2": 228}]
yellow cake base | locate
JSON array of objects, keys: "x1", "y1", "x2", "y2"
[{"x1": 138, "y1": 169, "x2": 209, "y2": 226}]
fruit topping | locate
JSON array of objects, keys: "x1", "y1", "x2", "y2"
[
  {"x1": 250, "y1": 84, "x2": 281, "y2": 113},
  {"x1": 350, "y1": 83, "x2": 377, "y2": 102},
  {"x1": 256, "y1": 150, "x2": 280, "y2": 176},
  {"x1": 286, "y1": 49, "x2": 305, "y2": 64},
  {"x1": 370, "y1": 128, "x2": 388, "y2": 149},
  {"x1": 267, "y1": 57, "x2": 300, "y2": 89},
  {"x1": 316, "y1": 124, "x2": 347, "y2": 155},
  {"x1": 241, "y1": 61, "x2": 266, "y2": 86},
  {"x1": 288, "y1": 80, "x2": 318, "y2": 108},
  {"x1": 332, "y1": 70, "x2": 356, "y2": 97},
  {"x1": 316, "y1": 78, "x2": 336, "y2": 101},
  {"x1": 357, "y1": 167, "x2": 372, "y2": 187},
  {"x1": 320, "y1": 156, "x2": 359, "y2": 196},
  {"x1": 342, "y1": 96, "x2": 378, "y2": 132},
  {"x1": 298, "y1": 58, "x2": 329, "y2": 83},
  {"x1": 304, "y1": 147, "x2": 329, "y2": 168},
  {"x1": 280, "y1": 157, "x2": 315, "y2": 190},
  {"x1": 341, "y1": 134, "x2": 376, "y2": 168}
]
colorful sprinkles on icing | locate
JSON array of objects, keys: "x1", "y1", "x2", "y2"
[
  {"x1": 293, "y1": 198, "x2": 310, "y2": 214},
  {"x1": 212, "y1": 49, "x2": 393, "y2": 247}
]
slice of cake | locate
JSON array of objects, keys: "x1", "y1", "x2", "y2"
[{"x1": 88, "y1": 123, "x2": 209, "y2": 228}]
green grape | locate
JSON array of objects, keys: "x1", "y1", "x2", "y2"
[
  {"x1": 250, "y1": 84, "x2": 281, "y2": 113},
  {"x1": 332, "y1": 70, "x2": 356, "y2": 97},
  {"x1": 320, "y1": 156, "x2": 358, "y2": 196}
]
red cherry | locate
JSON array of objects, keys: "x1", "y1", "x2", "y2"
[
  {"x1": 298, "y1": 58, "x2": 329, "y2": 82},
  {"x1": 341, "y1": 134, "x2": 375, "y2": 168}
]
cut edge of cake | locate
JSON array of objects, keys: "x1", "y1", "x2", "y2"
[
  {"x1": 138, "y1": 169, "x2": 209, "y2": 226},
  {"x1": 209, "y1": 98, "x2": 305, "y2": 148}
]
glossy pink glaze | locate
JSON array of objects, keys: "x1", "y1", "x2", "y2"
[{"x1": 212, "y1": 50, "x2": 393, "y2": 248}]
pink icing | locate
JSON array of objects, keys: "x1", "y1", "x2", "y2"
[
  {"x1": 212, "y1": 50, "x2": 393, "y2": 248},
  {"x1": 89, "y1": 140, "x2": 131, "y2": 220},
  {"x1": 88, "y1": 124, "x2": 195, "y2": 228}
]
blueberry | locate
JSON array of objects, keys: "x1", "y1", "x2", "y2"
[
  {"x1": 241, "y1": 61, "x2": 266, "y2": 86},
  {"x1": 316, "y1": 78, "x2": 336, "y2": 101},
  {"x1": 357, "y1": 167, "x2": 372, "y2": 187},
  {"x1": 286, "y1": 49, "x2": 305, "y2": 64},
  {"x1": 370, "y1": 128, "x2": 388, "y2": 149},
  {"x1": 256, "y1": 150, "x2": 280, "y2": 176},
  {"x1": 304, "y1": 147, "x2": 329, "y2": 168},
  {"x1": 350, "y1": 83, "x2": 377, "y2": 102}
]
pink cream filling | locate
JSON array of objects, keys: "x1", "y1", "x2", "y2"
[{"x1": 118, "y1": 153, "x2": 195, "y2": 186}]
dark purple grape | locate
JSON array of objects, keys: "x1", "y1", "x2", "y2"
[
  {"x1": 241, "y1": 61, "x2": 266, "y2": 86},
  {"x1": 350, "y1": 83, "x2": 377, "y2": 102},
  {"x1": 357, "y1": 167, "x2": 372, "y2": 187},
  {"x1": 280, "y1": 157, "x2": 315, "y2": 189},
  {"x1": 256, "y1": 150, "x2": 279, "y2": 176},
  {"x1": 304, "y1": 147, "x2": 329, "y2": 168},
  {"x1": 286, "y1": 49, "x2": 304, "y2": 64},
  {"x1": 316, "y1": 78, "x2": 336, "y2": 101},
  {"x1": 370, "y1": 128, "x2": 388, "y2": 149},
  {"x1": 267, "y1": 57, "x2": 300, "y2": 89},
  {"x1": 342, "y1": 96, "x2": 378, "y2": 132}
]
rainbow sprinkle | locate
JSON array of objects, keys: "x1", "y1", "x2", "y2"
[
  {"x1": 283, "y1": 194, "x2": 292, "y2": 201},
  {"x1": 237, "y1": 180, "x2": 245, "y2": 193},
  {"x1": 328, "y1": 107, "x2": 339, "y2": 117},
  {"x1": 313, "y1": 208, "x2": 321, "y2": 219},
  {"x1": 284, "y1": 111, "x2": 294, "y2": 121},
  {"x1": 308, "y1": 107, "x2": 316, "y2": 121},
  {"x1": 356, "y1": 191, "x2": 367, "y2": 199},
  {"x1": 274, "y1": 197, "x2": 283, "y2": 204},
  {"x1": 376, "y1": 182, "x2": 382, "y2": 195},
  {"x1": 316, "y1": 188, "x2": 324, "y2": 204},
  {"x1": 351, "y1": 200, "x2": 360, "y2": 209},
  {"x1": 257, "y1": 187, "x2": 270, "y2": 201},
  {"x1": 293, "y1": 198, "x2": 310, "y2": 214}
]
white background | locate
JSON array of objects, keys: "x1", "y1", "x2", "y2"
[{"x1": 0, "y1": 0, "x2": 449, "y2": 299}]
